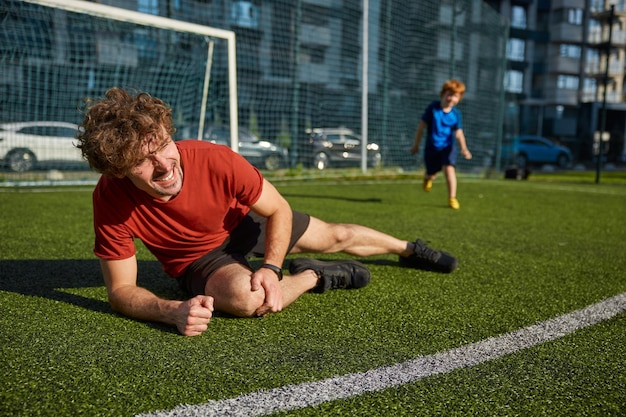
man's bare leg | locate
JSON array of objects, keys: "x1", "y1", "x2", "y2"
[
  {"x1": 205, "y1": 263, "x2": 317, "y2": 317},
  {"x1": 291, "y1": 216, "x2": 458, "y2": 273},
  {"x1": 291, "y1": 216, "x2": 414, "y2": 257}
]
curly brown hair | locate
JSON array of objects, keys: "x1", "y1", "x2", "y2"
[
  {"x1": 76, "y1": 87, "x2": 175, "y2": 178},
  {"x1": 440, "y1": 79, "x2": 466, "y2": 100}
]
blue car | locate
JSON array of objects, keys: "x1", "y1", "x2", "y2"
[{"x1": 501, "y1": 135, "x2": 572, "y2": 168}]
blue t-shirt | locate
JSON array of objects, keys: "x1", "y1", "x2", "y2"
[{"x1": 421, "y1": 101, "x2": 462, "y2": 150}]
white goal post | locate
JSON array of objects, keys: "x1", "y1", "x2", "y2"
[{"x1": 23, "y1": 0, "x2": 240, "y2": 151}]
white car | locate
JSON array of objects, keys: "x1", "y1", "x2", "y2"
[{"x1": 0, "y1": 121, "x2": 85, "y2": 172}]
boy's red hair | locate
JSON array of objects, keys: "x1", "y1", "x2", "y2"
[{"x1": 440, "y1": 79, "x2": 466, "y2": 99}]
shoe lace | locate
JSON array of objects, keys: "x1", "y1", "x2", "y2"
[
  {"x1": 325, "y1": 272, "x2": 350, "y2": 289},
  {"x1": 413, "y1": 239, "x2": 441, "y2": 262}
]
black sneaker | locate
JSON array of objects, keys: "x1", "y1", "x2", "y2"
[
  {"x1": 398, "y1": 239, "x2": 458, "y2": 273},
  {"x1": 289, "y1": 258, "x2": 371, "y2": 293}
]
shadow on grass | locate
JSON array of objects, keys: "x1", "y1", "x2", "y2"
[
  {"x1": 0, "y1": 258, "x2": 184, "y2": 315},
  {"x1": 281, "y1": 193, "x2": 382, "y2": 203}
]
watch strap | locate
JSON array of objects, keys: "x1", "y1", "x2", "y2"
[{"x1": 260, "y1": 263, "x2": 283, "y2": 280}]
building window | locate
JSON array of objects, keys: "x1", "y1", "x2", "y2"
[
  {"x1": 583, "y1": 77, "x2": 597, "y2": 94},
  {"x1": 134, "y1": 0, "x2": 159, "y2": 59},
  {"x1": 511, "y1": 6, "x2": 527, "y2": 29},
  {"x1": 137, "y1": 0, "x2": 158, "y2": 15},
  {"x1": 230, "y1": 1, "x2": 259, "y2": 29},
  {"x1": 558, "y1": 75, "x2": 579, "y2": 89},
  {"x1": 507, "y1": 38, "x2": 525, "y2": 61},
  {"x1": 302, "y1": 4, "x2": 329, "y2": 26},
  {"x1": 560, "y1": 44, "x2": 581, "y2": 58},
  {"x1": 567, "y1": 8, "x2": 583, "y2": 25},
  {"x1": 270, "y1": 5, "x2": 291, "y2": 77},
  {"x1": 437, "y1": 34, "x2": 464, "y2": 60},
  {"x1": 590, "y1": 0, "x2": 604, "y2": 12},
  {"x1": 555, "y1": 105, "x2": 564, "y2": 119},
  {"x1": 586, "y1": 47, "x2": 599, "y2": 64},
  {"x1": 588, "y1": 19, "x2": 602, "y2": 42},
  {"x1": 505, "y1": 70, "x2": 523, "y2": 93}
]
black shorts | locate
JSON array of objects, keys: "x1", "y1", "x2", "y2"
[
  {"x1": 424, "y1": 144, "x2": 456, "y2": 175},
  {"x1": 177, "y1": 210, "x2": 310, "y2": 295}
]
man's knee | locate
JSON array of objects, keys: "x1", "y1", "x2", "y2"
[
  {"x1": 205, "y1": 266, "x2": 265, "y2": 317},
  {"x1": 210, "y1": 286, "x2": 265, "y2": 317},
  {"x1": 227, "y1": 291, "x2": 265, "y2": 317},
  {"x1": 331, "y1": 223, "x2": 355, "y2": 244}
]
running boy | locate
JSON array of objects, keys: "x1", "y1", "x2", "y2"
[{"x1": 410, "y1": 79, "x2": 472, "y2": 209}]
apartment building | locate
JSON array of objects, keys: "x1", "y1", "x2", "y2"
[
  {"x1": 486, "y1": 0, "x2": 626, "y2": 164},
  {"x1": 0, "y1": 0, "x2": 507, "y2": 171}
]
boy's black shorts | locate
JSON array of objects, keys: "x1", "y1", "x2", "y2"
[
  {"x1": 425, "y1": 144, "x2": 456, "y2": 175},
  {"x1": 177, "y1": 210, "x2": 310, "y2": 295}
]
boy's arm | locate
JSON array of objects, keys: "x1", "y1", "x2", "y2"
[
  {"x1": 101, "y1": 256, "x2": 214, "y2": 336},
  {"x1": 455, "y1": 129, "x2": 472, "y2": 159},
  {"x1": 410, "y1": 120, "x2": 427, "y2": 154}
]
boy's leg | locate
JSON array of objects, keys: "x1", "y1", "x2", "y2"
[
  {"x1": 423, "y1": 149, "x2": 443, "y2": 192},
  {"x1": 423, "y1": 171, "x2": 434, "y2": 192},
  {"x1": 444, "y1": 164, "x2": 457, "y2": 199},
  {"x1": 444, "y1": 165, "x2": 460, "y2": 209}
]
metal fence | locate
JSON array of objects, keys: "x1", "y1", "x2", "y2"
[{"x1": 0, "y1": 0, "x2": 508, "y2": 185}]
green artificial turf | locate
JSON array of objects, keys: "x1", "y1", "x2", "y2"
[{"x1": 1, "y1": 174, "x2": 625, "y2": 416}]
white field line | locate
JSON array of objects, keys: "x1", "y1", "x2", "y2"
[{"x1": 138, "y1": 292, "x2": 626, "y2": 417}]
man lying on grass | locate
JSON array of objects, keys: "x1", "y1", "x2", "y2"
[{"x1": 76, "y1": 87, "x2": 458, "y2": 336}]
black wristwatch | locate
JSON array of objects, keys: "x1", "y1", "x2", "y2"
[{"x1": 260, "y1": 263, "x2": 283, "y2": 280}]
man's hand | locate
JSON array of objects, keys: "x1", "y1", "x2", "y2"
[
  {"x1": 461, "y1": 148, "x2": 472, "y2": 160},
  {"x1": 251, "y1": 268, "x2": 283, "y2": 317},
  {"x1": 175, "y1": 295, "x2": 214, "y2": 336},
  {"x1": 410, "y1": 143, "x2": 420, "y2": 155}
]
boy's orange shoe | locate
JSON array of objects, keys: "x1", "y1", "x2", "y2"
[
  {"x1": 423, "y1": 178, "x2": 433, "y2": 192},
  {"x1": 449, "y1": 198, "x2": 460, "y2": 210}
]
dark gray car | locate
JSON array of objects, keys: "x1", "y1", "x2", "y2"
[
  {"x1": 177, "y1": 125, "x2": 288, "y2": 171},
  {"x1": 299, "y1": 127, "x2": 382, "y2": 170}
]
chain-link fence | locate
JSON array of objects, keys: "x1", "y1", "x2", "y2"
[{"x1": 0, "y1": 0, "x2": 508, "y2": 185}]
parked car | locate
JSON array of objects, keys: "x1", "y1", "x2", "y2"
[
  {"x1": 300, "y1": 127, "x2": 382, "y2": 170},
  {"x1": 0, "y1": 121, "x2": 84, "y2": 172},
  {"x1": 501, "y1": 135, "x2": 572, "y2": 168},
  {"x1": 202, "y1": 126, "x2": 288, "y2": 171}
]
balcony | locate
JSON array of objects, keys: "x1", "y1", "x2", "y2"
[
  {"x1": 96, "y1": 34, "x2": 137, "y2": 67},
  {"x1": 300, "y1": 24, "x2": 332, "y2": 47},
  {"x1": 549, "y1": 56, "x2": 580, "y2": 74},
  {"x1": 550, "y1": 23, "x2": 584, "y2": 43},
  {"x1": 585, "y1": 61, "x2": 624, "y2": 77},
  {"x1": 543, "y1": 87, "x2": 578, "y2": 105},
  {"x1": 302, "y1": 0, "x2": 334, "y2": 7},
  {"x1": 552, "y1": 0, "x2": 586, "y2": 9},
  {"x1": 588, "y1": 29, "x2": 626, "y2": 47},
  {"x1": 299, "y1": 63, "x2": 329, "y2": 84}
]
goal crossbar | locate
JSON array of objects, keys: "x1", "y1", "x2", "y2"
[{"x1": 23, "y1": 0, "x2": 240, "y2": 150}]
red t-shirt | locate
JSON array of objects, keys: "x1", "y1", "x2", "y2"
[{"x1": 92, "y1": 140, "x2": 264, "y2": 278}]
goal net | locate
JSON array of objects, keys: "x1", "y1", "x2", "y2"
[
  {"x1": 0, "y1": 0, "x2": 237, "y2": 183},
  {"x1": 0, "y1": 0, "x2": 508, "y2": 184}
]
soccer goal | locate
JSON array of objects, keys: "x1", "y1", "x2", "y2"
[{"x1": 1, "y1": 0, "x2": 238, "y2": 180}]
